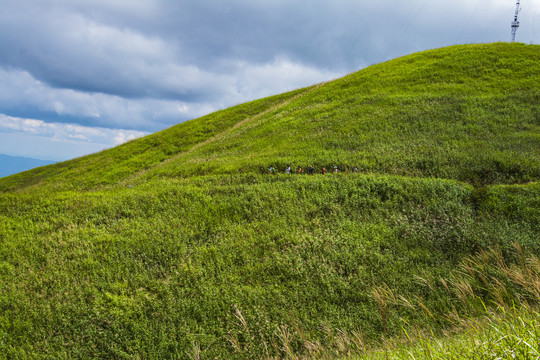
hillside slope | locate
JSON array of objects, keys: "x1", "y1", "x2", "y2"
[
  {"x1": 0, "y1": 87, "x2": 311, "y2": 192},
  {"x1": 0, "y1": 43, "x2": 539, "y2": 359},
  {"x1": 139, "y1": 43, "x2": 539, "y2": 185},
  {"x1": 0, "y1": 42, "x2": 538, "y2": 193}
]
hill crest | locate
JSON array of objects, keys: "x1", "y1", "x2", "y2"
[{"x1": 0, "y1": 42, "x2": 538, "y2": 192}]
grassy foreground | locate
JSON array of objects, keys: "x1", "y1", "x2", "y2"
[
  {"x1": 359, "y1": 245, "x2": 540, "y2": 360},
  {"x1": 0, "y1": 43, "x2": 539, "y2": 358},
  {"x1": 1, "y1": 175, "x2": 539, "y2": 358}
]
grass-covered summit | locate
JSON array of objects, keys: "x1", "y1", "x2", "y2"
[
  {"x1": 0, "y1": 43, "x2": 539, "y2": 359},
  {"x1": 1, "y1": 42, "x2": 538, "y2": 192}
]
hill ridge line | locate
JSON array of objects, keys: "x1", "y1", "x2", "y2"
[{"x1": 118, "y1": 81, "x2": 328, "y2": 186}]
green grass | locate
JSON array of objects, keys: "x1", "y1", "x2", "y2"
[
  {"x1": 0, "y1": 86, "x2": 311, "y2": 192},
  {"x1": 1, "y1": 43, "x2": 539, "y2": 193},
  {"x1": 357, "y1": 244, "x2": 540, "y2": 360},
  {"x1": 360, "y1": 308, "x2": 540, "y2": 360},
  {"x1": 130, "y1": 43, "x2": 540, "y2": 185},
  {"x1": 0, "y1": 175, "x2": 538, "y2": 358},
  {"x1": 0, "y1": 43, "x2": 539, "y2": 358}
]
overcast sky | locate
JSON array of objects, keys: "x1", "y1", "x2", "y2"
[{"x1": 0, "y1": 0, "x2": 538, "y2": 161}]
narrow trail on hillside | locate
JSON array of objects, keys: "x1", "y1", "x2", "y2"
[{"x1": 118, "y1": 81, "x2": 328, "y2": 187}]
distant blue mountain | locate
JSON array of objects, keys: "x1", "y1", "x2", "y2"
[{"x1": 0, "y1": 154, "x2": 54, "y2": 178}]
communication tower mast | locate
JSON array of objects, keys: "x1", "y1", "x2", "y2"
[{"x1": 511, "y1": 0, "x2": 521, "y2": 42}]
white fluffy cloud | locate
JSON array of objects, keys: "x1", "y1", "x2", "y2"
[
  {"x1": 233, "y1": 56, "x2": 339, "y2": 98},
  {"x1": 0, "y1": 114, "x2": 147, "y2": 160}
]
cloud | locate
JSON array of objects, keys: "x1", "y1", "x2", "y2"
[
  {"x1": 0, "y1": 13, "x2": 211, "y2": 100},
  {"x1": 0, "y1": 67, "x2": 213, "y2": 131},
  {"x1": 2, "y1": 0, "x2": 536, "y2": 102},
  {"x1": 0, "y1": 114, "x2": 147, "y2": 160},
  {"x1": 233, "y1": 56, "x2": 339, "y2": 98},
  {"x1": 113, "y1": 131, "x2": 140, "y2": 145},
  {"x1": 0, "y1": 0, "x2": 538, "y2": 161},
  {"x1": 0, "y1": 58, "x2": 338, "y2": 132}
]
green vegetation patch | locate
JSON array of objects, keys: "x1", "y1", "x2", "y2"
[
  {"x1": 0, "y1": 87, "x2": 310, "y2": 193},
  {"x1": 0, "y1": 175, "x2": 538, "y2": 358},
  {"x1": 135, "y1": 43, "x2": 540, "y2": 185},
  {"x1": 1, "y1": 43, "x2": 538, "y2": 193}
]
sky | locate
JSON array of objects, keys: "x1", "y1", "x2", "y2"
[{"x1": 0, "y1": 0, "x2": 538, "y2": 161}]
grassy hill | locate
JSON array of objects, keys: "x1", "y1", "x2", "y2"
[
  {"x1": 2, "y1": 43, "x2": 539, "y2": 193},
  {"x1": 0, "y1": 43, "x2": 539, "y2": 359}
]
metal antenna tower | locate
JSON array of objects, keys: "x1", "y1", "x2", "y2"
[{"x1": 511, "y1": 0, "x2": 521, "y2": 42}]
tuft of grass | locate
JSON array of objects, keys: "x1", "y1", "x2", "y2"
[{"x1": 355, "y1": 244, "x2": 540, "y2": 359}]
